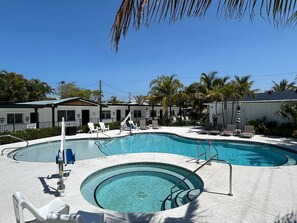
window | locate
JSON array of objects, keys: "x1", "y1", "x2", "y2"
[
  {"x1": 170, "y1": 110, "x2": 175, "y2": 116},
  {"x1": 7, "y1": 114, "x2": 23, "y2": 124},
  {"x1": 134, "y1": 110, "x2": 141, "y2": 118},
  {"x1": 58, "y1": 110, "x2": 75, "y2": 121},
  {"x1": 101, "y1": 110, "x2": 111, "y2": 119}
]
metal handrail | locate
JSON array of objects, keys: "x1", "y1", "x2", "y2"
[
  {"x1": 215, "y1": 159, "x2": 233, "y2": 196},
  {"x1": 196, "y1": 140, "x2": 207, "y2": 163},
  {"x1": 208, "y1": 140, "x2": 219, "y2": 158},
  {"x1": 197, "y1": 140, "x2": 219, "y2": 163},
  {"x1": 0, "y1": 134, "x2": 29, "y2": 155},
  {"x1": 170, "y1": 155, "x2": 233, "y2": 200},
  {"x1": 170, "y1": 154, "x2": 219, "y2": 200}
]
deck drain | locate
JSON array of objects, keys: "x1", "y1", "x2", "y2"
[{"x1": 135, "y1": 191, "x2": 148, "y2": 199}]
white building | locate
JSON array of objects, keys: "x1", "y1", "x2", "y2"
[
  {"x1": 207, "y1": 91, "x2": 297, "y2": 128},
  {"x1": 0, "y1": 97, "x2": 180, "y2": 132}
]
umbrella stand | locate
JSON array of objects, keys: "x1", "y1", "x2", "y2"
[{"x1": 235, "y1": 106, "x2": 241, "y2": 135}]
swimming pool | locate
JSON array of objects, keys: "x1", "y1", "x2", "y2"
[
  {"x1": 9, "y1": 133, "x2": 297, "y2": 166},
  {"x1": 80, "y1": 162, "x2": 204, "y2": 212}
]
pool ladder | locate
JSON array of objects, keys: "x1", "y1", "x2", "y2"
[
  {"x1": 0, "y1": 134, "x2": 29, "y2": 155},
  {"x1": 196, "y1": 140, "x2": 219, "y2": 164}
]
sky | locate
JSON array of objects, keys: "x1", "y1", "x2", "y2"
[{"x1": 1, "y1": 0, "x2": 297, "y2": 102}]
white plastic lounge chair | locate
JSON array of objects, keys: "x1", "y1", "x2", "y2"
[
  {"x1": 87, "y1": 122, "x2": 99, "y2": 133},
  {"x1": 240, "y1": 125, "x2": 255, "y2": 138},
  {"x1": 152, "y1": 120, "x2": 160, "y2": 129},
  {"x1": 139, "y1": 120, "x2": 149, "y2": 130},
  {"x1": 221, "y1": 124, "x2": 236, "y2": 136},
  {"x1": 99, "y1": 122, "x2": 110, "y2": 131},
  {"x1": 12, "y1": 191, "x2": 70, "y2": 223}
]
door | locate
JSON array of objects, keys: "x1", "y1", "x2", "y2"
[
  {"x1": 30, "y1": 113, "x2": 36, "y2": 123},
  {"x1": 159, "y1": 110, "x2": 163, "y2": 119},
  {"x1": 116, "y1": 110, "x2": 121, "y2": 122},
  {"x1": 82, "y1": 110, "x2": 89, "y2": 126}
]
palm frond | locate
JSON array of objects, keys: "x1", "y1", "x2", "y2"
[{"x1": 111, "y1": 0, "x2": 297, "y2": 50}]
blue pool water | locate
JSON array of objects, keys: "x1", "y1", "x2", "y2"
[
  {"x1": 10, "y1": 133, "x2": 297, "y2": 166},
  {"x1": 80, "y1": 162, "x2": 204, "y2": 212}
]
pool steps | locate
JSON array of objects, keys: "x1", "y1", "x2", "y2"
[{"x1": 162, "y1": 188, "x2": 202, "y2": 210}]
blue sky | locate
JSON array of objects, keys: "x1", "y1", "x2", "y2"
[{"x1": 1, "y1": 0, "x2": 297, "y2": 102}]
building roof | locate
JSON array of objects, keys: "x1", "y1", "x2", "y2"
[
  {"x1": 243, "y1": 91, "x2": 297, "y2": 102},
  {"x1": 17, "y1": 97, "x2": 101, "y2": 107}
]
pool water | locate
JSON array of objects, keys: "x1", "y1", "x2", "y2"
[
  {"x1": 10, "y1": 133, "x2": 297, "y2": 166},
  {"x1": 80, "y1": 162, "x2": 204, "y2": 212}
]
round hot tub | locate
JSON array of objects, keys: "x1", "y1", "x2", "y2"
[{"x1": 80, "y1": 162, "x2": 204, "y2": 213}]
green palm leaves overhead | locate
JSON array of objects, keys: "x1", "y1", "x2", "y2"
[{"x1": 111, "y1": 0, "x2": 297, "y2": 50}]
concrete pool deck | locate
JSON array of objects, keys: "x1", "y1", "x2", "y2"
[{"x1": 1, "y1": 126, "x2": 297, "y2": 223}]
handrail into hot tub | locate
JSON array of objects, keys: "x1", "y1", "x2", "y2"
[
  {"x1": 169, "y1": 155, "x2": 233, "y2": 201},
  {"x1": 1, "y1": 134, "x2": 29, "y2": 155}
]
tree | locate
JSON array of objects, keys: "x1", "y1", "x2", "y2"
[
  {"x1": 276, "y1": 102, "x2": 297, "y2": 127},
  {"x1": 26, "y1": 79, "x2": 54, "y2": 101},
  {"x1": 0, "y1": 70, "x2": 54, "y2": 103},
  {"x1": 111, "y1": 0, "x2": 297, "y2": 50},
  {"x1": 230, "y1": 75, "x2": 256, "y2": 123},
  {"x1": 149, "y1": 74, "x2": 183, "y2": 123},
  {"x1": 56, "y1": 82, "x2": 92, "y2": 99},
  {"x1": 107, "y1": 96, "x2": 123, "y2": 104},
  {"x1": 271, "y1": 79, "x2": 296, "y2": 91},
  {"x1": 134, "y1": 95, "x2": 147, "y2": 104},
  {"x1": 172, "y1": 88, "x2": 190, "y2": 120}
]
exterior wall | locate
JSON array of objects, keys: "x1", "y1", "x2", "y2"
[
  {"x1": 0, "y1": 104, "x2": 180, "y2": 132},
  {"x1": 208, "y1": 101, "x2": 290, "y2": 129},
  {"x1": 101, "y1": 105, "x2": 180, "y2": 123}
]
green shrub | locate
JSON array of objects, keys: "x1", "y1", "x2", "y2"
[{"x1": 0, "y1": 127, "x2": 61, "y2": 145}]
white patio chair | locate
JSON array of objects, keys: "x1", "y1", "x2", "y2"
[
  {"x1": 87, "y1": 122, "x2": 99, "y2": 133},
  {"x1": 12, "y1": 192, "x2": 71, "y2": 223},
  {"x1": 99, "y1": 122, "x2": 110, "y2": 131}
]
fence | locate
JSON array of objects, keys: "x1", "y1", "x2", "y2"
[{"x1": 0, "y1": 118, "x2": 99, "y2": 133}]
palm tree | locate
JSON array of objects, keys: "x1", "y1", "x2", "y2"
[
  {"x1": 271, "y1": 79, "x2": 296, "y2": 91},
  {"x1": 149, "y1": 74, "x2": 183, "y2": 124},
  {"x1": 26, "y1": 79, "x2": 54, "y2": 100},
  {"x1": 173, "y1": 87, "x2": 190, "y2": 120},
  {"x1": 108, "y1": 96, "x2": 123, "y2": 104},
  {"x1": 230, "y1": 75, "x2": 256, "y2": 123},
  {"x1": 111, "y1": 0, "x2": 297, "y2": 50},
  {"x1": 134, "y1": 95, "x2": 147, "y2": 105},
  {"x1": 276, "y1": 102, "x2": 297, "y2": 127}
]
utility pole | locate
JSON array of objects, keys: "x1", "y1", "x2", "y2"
[
  {"x1": 60, "y1": 81, "x2": 65, "y2": 99},
  {"x1": 99, "y1": 80, "x2": 102, "y2": 122}
]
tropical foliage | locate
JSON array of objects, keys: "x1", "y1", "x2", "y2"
[
  {"x1": 276, "y1": 102, "x2": 297, "y2": 126},
  {"x1": 0, "y1": 70, "x2": 54, "y2": 103},
  {"x1": 134, "y1": 95, "x2": 147, "y2": 104},
  {"x1": 107, "y1": 96, "x2": 124, "y2": 104},
  {"x1": 111, "y1": 0, "x2": 297, "y2": 50},
  {"x1": 56, "y1": 82, "x2": 93, "y2": 99},
  {"x1": 149, "y1": 75, "x2": 184, "y2": 123},
  {"x1": 271, "y1": 79, "x2": 296, "y2": 92}
]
